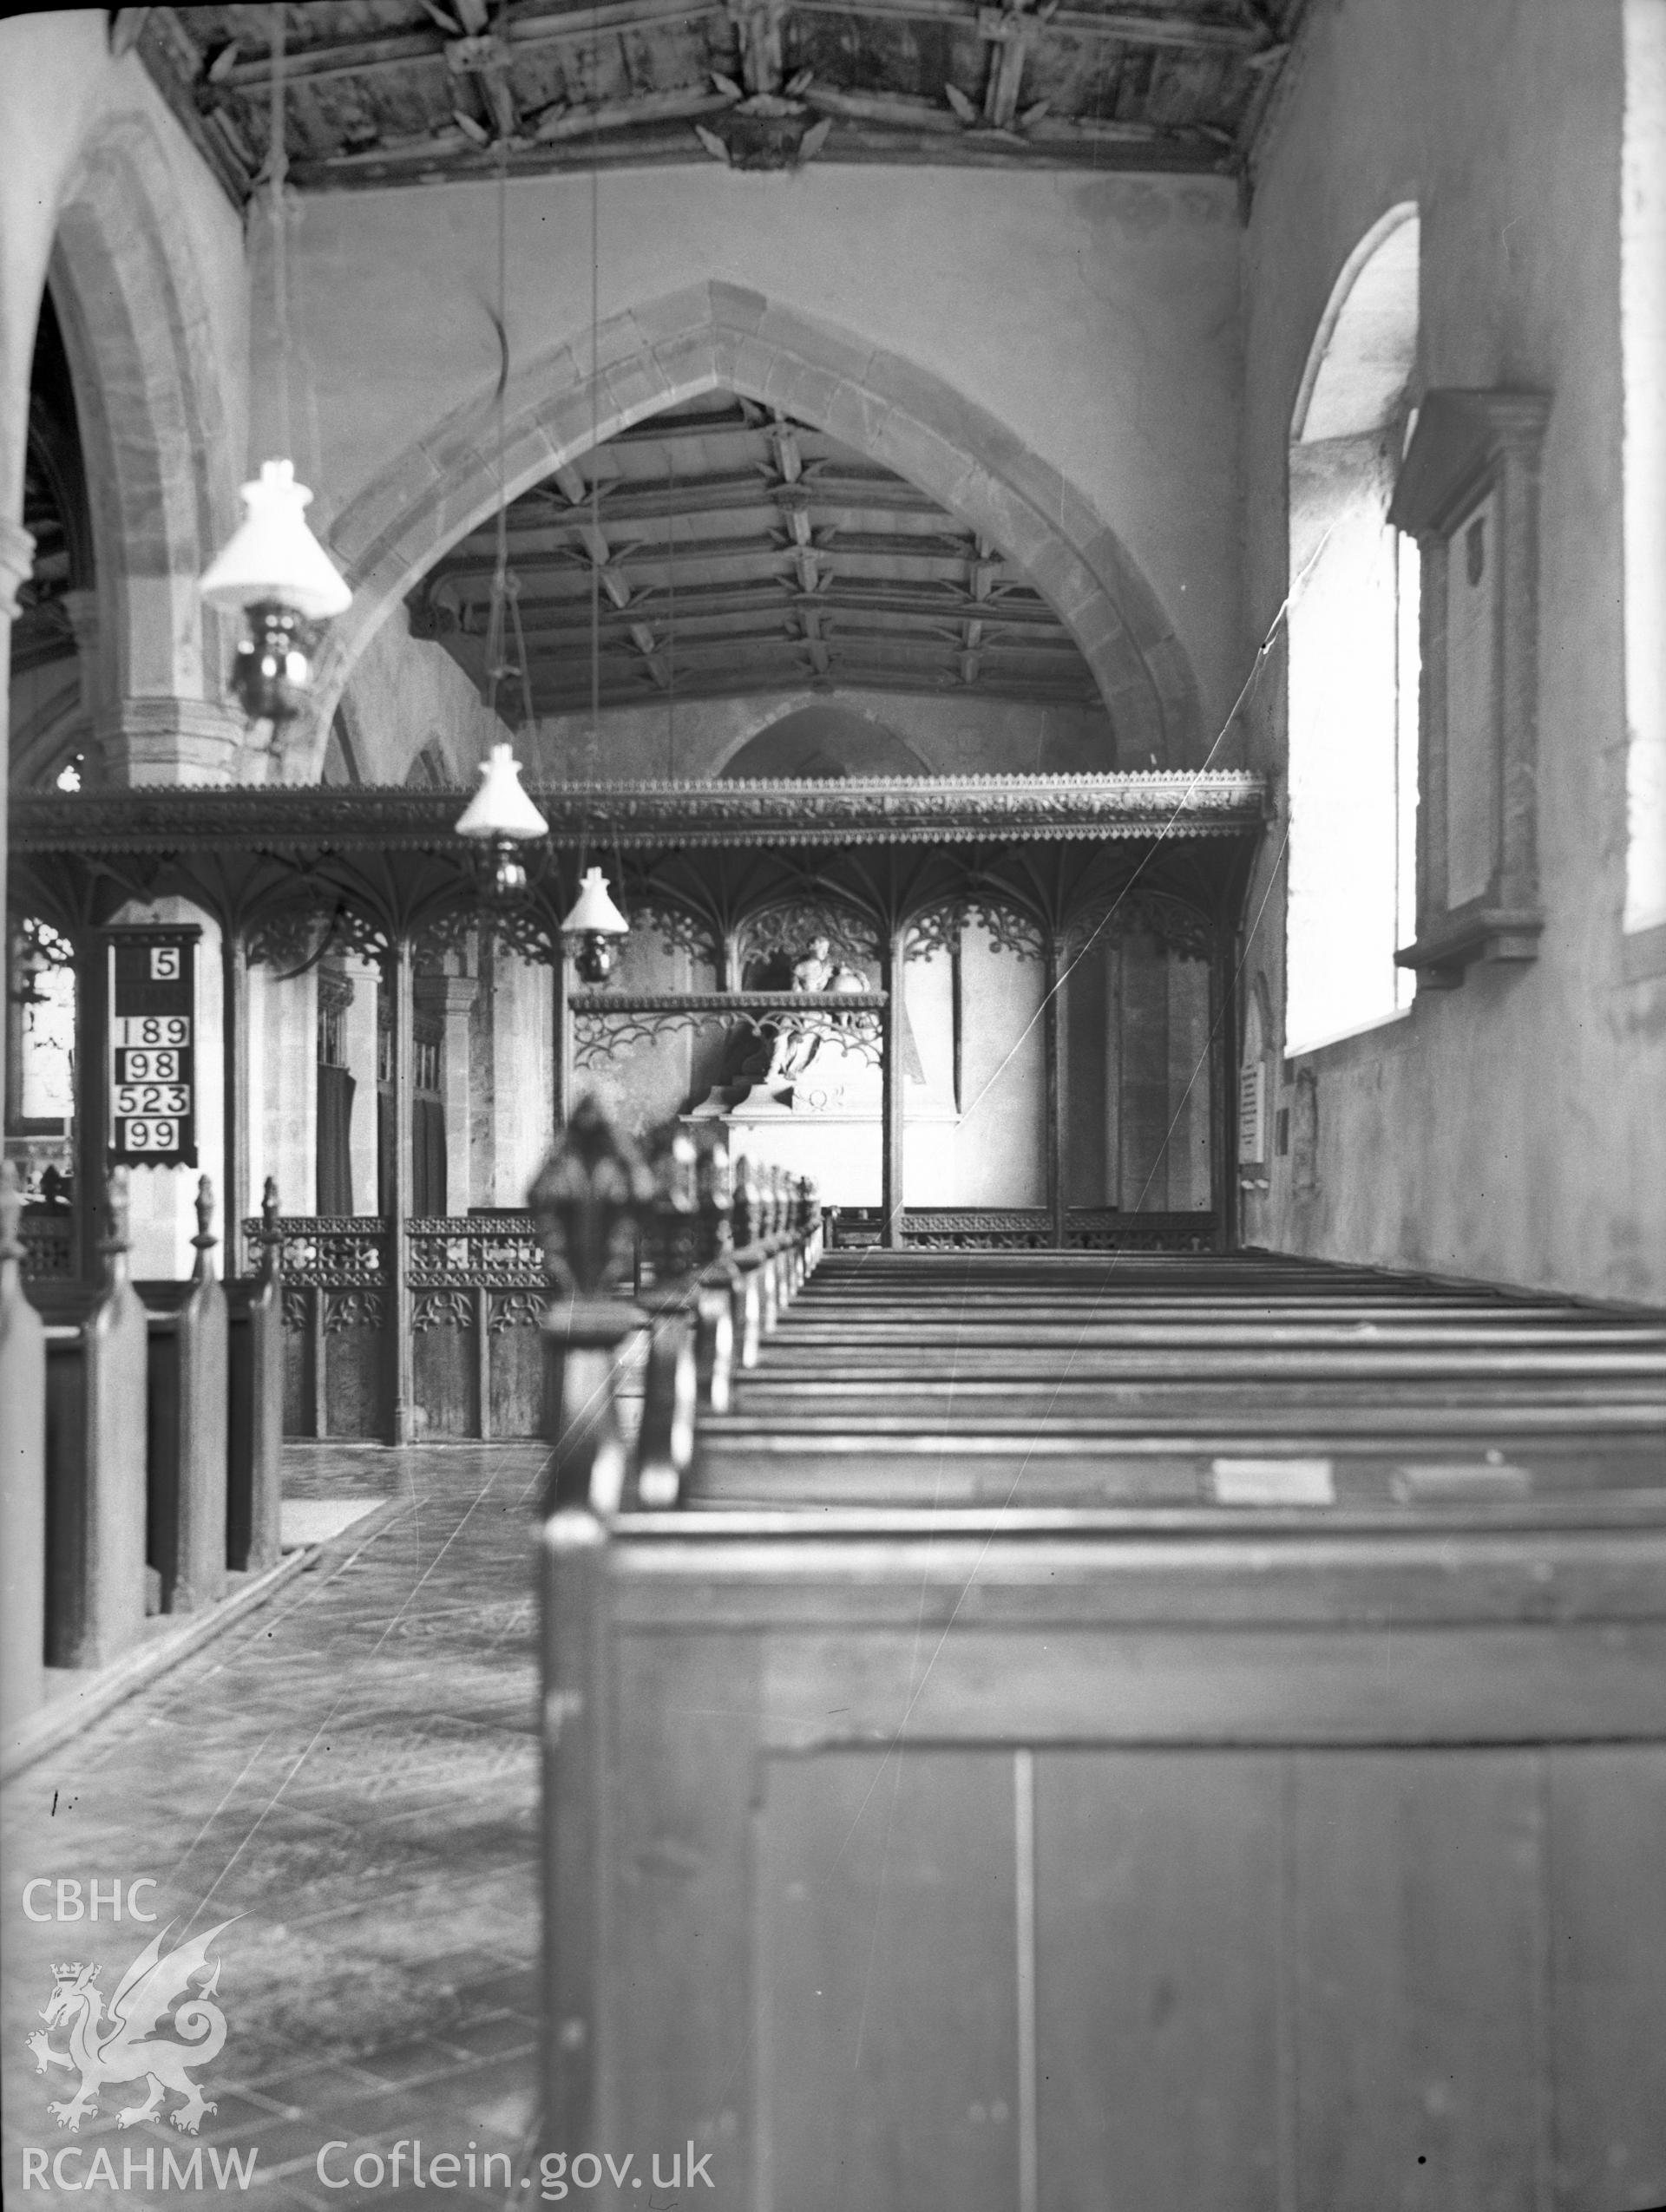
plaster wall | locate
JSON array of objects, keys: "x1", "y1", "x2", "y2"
[
  {"x1": 529, "y1": 687, "x2": 1116, "y2": 781},
  {"x1": 1239, "y1": 0, "x2": 1666, "y2": 1302},
  {"x1": 267, "y1": 167, "x2": 1244, "y2": 756},
  {"x1": 248, "y1": 967, "x2": 316, "y2": 1232},
  {"x1": 469, "y1": 948, "x2": 553, "y2": 1209},
  {"x1": 338, "y1": 605, "x2": 508, "y2": 785}
]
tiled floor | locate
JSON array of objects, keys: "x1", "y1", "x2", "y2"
[{"x1": 3, "y1": 1445, "x2": 552, "y2": 2209}]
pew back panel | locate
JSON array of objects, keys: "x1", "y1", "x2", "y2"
[
  {"x1": 37, "y1": 1280, "x2": 149, "y2": 1669},
  {"x1": 138, "y1": 1275, "x2": 228, "y2": 1613},
  {"x1": 564, "y1": 1513, "x2": 1666, "y2": 2212},
  {"x1": 226, "y1": 1270, "x2": 283, "y2": 1573},
  {"x1": 0, "y1": 1168, "x2": 47, "y2": 1727}
]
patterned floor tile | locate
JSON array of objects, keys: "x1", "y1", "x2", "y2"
[{"x1": 3, "y1": 1447, "x2": 545, "y2": 2209}]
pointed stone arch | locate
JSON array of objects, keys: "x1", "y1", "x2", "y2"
[
  {"x1": 303, "y1": 281, "x2": 1202, "y2": 781},
  {"x1": 48, "y1": 110, "x2": 241, "y2": 783}
]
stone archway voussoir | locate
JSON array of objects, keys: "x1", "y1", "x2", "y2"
[{"x1": 312, "y1": 285, "x2": 1202, "y2": 774}]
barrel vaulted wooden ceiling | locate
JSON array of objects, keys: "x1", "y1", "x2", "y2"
[
  {"x1": 127, "y1": 1, "x2": 1308, "y2": 192},
  {"x1": 410, "y1": 394, "x2": 1103, "y2": 713}
]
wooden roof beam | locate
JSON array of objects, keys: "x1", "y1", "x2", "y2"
[
  {"x1": 492, "y1": 582, "x2": 1072, "y2": 632},
  {"x1": 793, "y1": 0, "x2": 1263, "y2": 46},
  {"x1": 799, "y1": 83, "x2": 1191, "y2": 147},
  {"x1": 432, "y1": 562, "x2": 1061, "y2": 612},
  {"x1": 463, "y1": 474, "x2": 949, "y2": 539},
  {"x1": 427, "y1": 530, "x2": 992, "y2": 592},
  {"x1": 525, "y1": 664, "x2": 1100, "y2": 708},
  {"x1": 205, "y1": 0, "x2": 1263, "y2": 98},
  {"x1": 521, "y1": 626, "x2": 1080, "y2": 678},
  {"x1": 213, "y1": 0, "x2": 727, "y2": 92}
]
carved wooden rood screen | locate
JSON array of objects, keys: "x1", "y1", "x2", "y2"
[{"x1": 8, "y1": 773, "x2": 1266, "y2": 1443}]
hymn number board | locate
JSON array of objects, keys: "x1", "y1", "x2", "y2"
[{"x1": 108, "y1": 930, "x2": 198, "y2": 1168}]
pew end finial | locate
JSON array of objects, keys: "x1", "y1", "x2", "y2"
[
  {"x1": 192, "y1": 1175, "x2": 218, "y2": 1282},
  {"x1": 528, "y1": 1093, "x2": 657, "y2": 1304},
  {"x1": 530, "y1": 1096, "x2": 657, "y2": 1521},
  {"x1": 251, "y1": 1177, "x2": 285, "y2": 1285}
]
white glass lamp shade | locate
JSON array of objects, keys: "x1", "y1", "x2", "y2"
[
  {"x1": 562, "y1": 866, "x2": 630, "y2": 936},
  {"x1": 455, "y1": 743, "x2": 549, "y2": 841},
  {"x1": 199, "y1": 460, "x2": 352, "y2": 619}
]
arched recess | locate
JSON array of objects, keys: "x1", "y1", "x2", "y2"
[
  {"x1": 47, "y1": 110, "x2": 239, "y2": 781},
  {"x1": 1291, "y1": 203, "x2": 1420, "y2": 447},
  {"x1": 302, "y1": 281, "x2": 1201, "y2": 781},
  {"x1": 1284, "y1": 204, "x2": 1421, "y2": 1054},
  {"x1": 719, "y1": 705, "x2": 928, "y2": 781}
]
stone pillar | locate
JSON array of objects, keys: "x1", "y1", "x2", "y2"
[
  {"x1": 1, "y1": 19, "x2": 110, "y2": 1731},
  {"x1": 248, "y1": 961, "x2": 317, "y2": 1230},
  {"x1": 61, "y1": 582, "x2": 100, "y2": 734},
  {"x1": 92, "y1": 697, "x2": 246, "y2": 788}
]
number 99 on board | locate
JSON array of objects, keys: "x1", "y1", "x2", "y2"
[{"x1": 116, "y1": 1118, "x2": 180, "y2": 1153}]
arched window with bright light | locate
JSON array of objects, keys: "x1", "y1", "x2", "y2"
[{"x1": 1284, "y1": 204, "x2": 1421, "y2": 1054}]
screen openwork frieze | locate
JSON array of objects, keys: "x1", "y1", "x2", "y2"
[
  {"x1": 10, "y1": 777, "x2": 1259, "y2": 1003},
  {"x1": 408, "y1": 1216, "x2": 546, "y2": 1286},
  {"x1": 569, "y1": 991, "x2": 886, "y2": 1071},
  {"x1": 736, "y1": 899, "x2": 879, "y2": 974}
]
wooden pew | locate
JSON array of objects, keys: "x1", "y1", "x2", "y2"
[
  {"x1": 692, "y1": 1251, "x2": 1666, "y2": 1507},
  {"x1": 135, "y1": 1177, "x2": 228, "y2": 1615},
  {"x1": 226, "y1": 1177, "x2": 284, "y2": 1574},
  {"x1": 1, "y1": 1162, "x2": 47, "y2": 1728},
  {"x1": 534, "y1": 1113, "x2": 1666, "y2": 2206},
  {"x1": 528, "y1": 1120, "x2": 1666, "y2": 2206},
  {"x1": 542, "y1": 1494, "x2": 1666, "y2": 2212},
  {"x1": 30, "y1": 1170, "x2": 149, "y2": 1669},
  {"x1": 537, "y1": 1107, "x2": 821, "y2": 1518}
]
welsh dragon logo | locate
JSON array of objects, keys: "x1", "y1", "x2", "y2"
[{"x1": 25, "y1": 1921, "x2": 233, "y2": 2136}]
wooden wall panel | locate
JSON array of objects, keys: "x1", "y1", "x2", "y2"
[
  {"x1": 325, "y1": 1325, "x2": 383, "y2": 1438},
  {"x1": 414, "y1": 1321, "x2": 475, "y2": 1436},
  {"x1": 282, "y1": 1325, "x2": 310, "y2": 1436},
  {"x1": 489, "y1": 1322, "x2": 543, "y2": 1437},
  {"x1": 1291, "y1": 1751, "x2": 1547, "y2": 2212},
  {"x1": 1545, "y1": 1747, "x2": 1666, "y2": 2210},
  {"x1": 758, "y1": 1747, "x2": 1019, "y2": 2212},
  {"x1": 589, "y1": 1527, "x2": 1666, "y2": 2212},
  {"x1": 1034, "y1": 1751, "x2": 1283, "y2": 2212}
]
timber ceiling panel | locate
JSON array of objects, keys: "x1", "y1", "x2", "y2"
[
  {"x1": 130, "y1": 1, "x2": 1308, "y2": 193},
  {"x1": 408, "y1": 393, "x2": 1103, "y2": 713}
]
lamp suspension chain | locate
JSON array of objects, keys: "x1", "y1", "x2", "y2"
[
  {"x1": 197, "y1": 3, "x2": 353, "y2": 730},
  {"x1": 269, "y1": 3, "x2": 292, "y2": 467}
]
